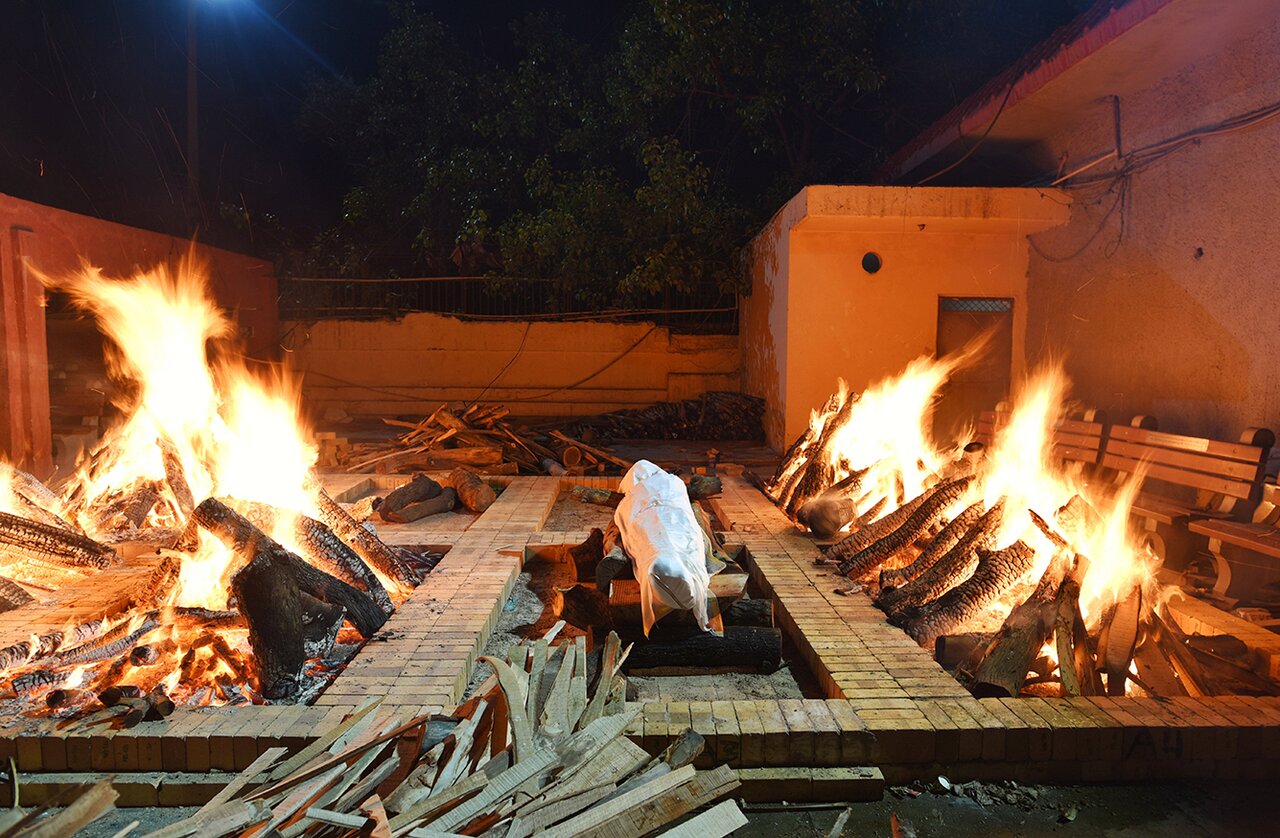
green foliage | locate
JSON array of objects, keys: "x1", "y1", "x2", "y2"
[{"x1": 301, "y1": 0, "x2": 904, "y2": 301}]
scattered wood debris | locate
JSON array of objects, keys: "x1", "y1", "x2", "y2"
[
  {"x1": 561, "y1": 392, "x2": 765, "y2": 442},
  {"x1": 346, "y1": 404, "x2": 632, "y2": 476},
  {"x1": 36, "y1": 627, "x2": 743, "y2": 838}
]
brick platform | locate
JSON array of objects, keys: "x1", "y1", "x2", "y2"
[{"x1": 3, "y1": 473, "x2": 1280, "y2": 805}]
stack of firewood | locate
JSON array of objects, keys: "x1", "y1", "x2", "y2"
[
  {"x1": 346, "y1": 404, "x2": 631, "y2": 476},
  {"x1": 97, "y1": 627, "x2": 744, "y2": 838},
  {"x1": 562, "y1": 392, "x2": 765, "y2": 441}
]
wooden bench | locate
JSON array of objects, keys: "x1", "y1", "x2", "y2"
[
  {"x1": 1100, "y1": 420, "x2": 1274, "y2": 568},
  {"x1": 1188, "y1": 483, "x2": 1280, "y2": 598},
  {"x1": 973, "y1": 405, "x2": 1108, "y2": 471}
]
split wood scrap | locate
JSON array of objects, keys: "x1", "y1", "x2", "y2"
[
  {"x1": 347, "y1": 404, "x2": 630, "y2": 476},
  {"x1": 130, "y1": 628, "x2": 741, "y2": 838}
]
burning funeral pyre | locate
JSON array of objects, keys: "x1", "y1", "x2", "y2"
[
  {"x1": 0, "y1": 256, "x2": 433, "y2": 715},
  {"x1": 766, "y1": 352, "x2": 1280, "y2": 700}
]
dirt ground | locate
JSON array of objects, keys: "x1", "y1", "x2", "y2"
[{"x1": 76, "y1": 779, "x2": 1276, "y2": 836}]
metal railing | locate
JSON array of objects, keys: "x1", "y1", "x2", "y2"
[{"x1": 278, "y1": 276, "x2": 739, "y2": 333}]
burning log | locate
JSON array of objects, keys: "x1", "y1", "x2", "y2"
[
  {"x1": 0, "y1": 509, "x2": 116, "y2": 569},
  {"x1": 837, "y1": 476, "x2": 973, "y2": 579},
  {"x1": 45, "y1": 687, "x2": 92, "y2": 709},
  {"x1": 13, "y1": 668, "x2": 66, "y2": 697},
  {"x1": 0, "y1": 575, "x2": 34, "y2": 613},
  {"x1": 879, "y1": 500, "x2": 984, "y2": 590},
  {"x1": 56, "y1": 619, "x2": 162, "y2": 666},
  {"x1": 231, "y1": 545, "x2": 307, "y2": 699},
  {"x1": 904, "y1": 539, "x2": 1037, "y2": 647},
  {"x1": 91, "y1": 480, "x2": 161, "y2": 531},
  {"x1": 934, "y1": 632, "x2": 991, "y2": 671},
  {"x1": 822, "y1": 489, "x2": 932, "y2": 567},
  {"x1": 8, "y1": 491, "x2": 78, "y2": 533},
  {"x1": 1054, "y1": 577, "x2": 1103, "y2": 697},
  {"x1": 784, "y1": 397, "x2": 857, "y2": 515},
  {"x1": 768, "y1": 392, "x2": 838, "y2": 499},
  {"x1": 193, "y1": 498, "x2": 388, "y2": 637},
  {"x1": 621, "y1": 626, "x2": 782, "y2": 674},
  {"x1": 306, "y1": 476, "x2": 420, "y2": 588},
  {"x1": 1103, "y1": 586, "x2": 1143, "y2": 696},
  {"x1": 447, "y1": 467, "x2": 497, "y2": 513},
  {"x1": 157, "y1": 436, "x2": 196, "y2": 515},
  {"x1": 223, "y1": 498, "x2": 394, "y2": 615},
  {"x1": 969, "y1": 552, "x2": 1071, "y2": 698},
  {"x1": 879, "y1": 500, "x2": 1006, "y2": 618}
]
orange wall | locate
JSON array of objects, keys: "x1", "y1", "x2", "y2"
[
  {"x1": 284, "y1": 313, "x2": 741, "y2": 418},
  {"x1": 742, "y1": 186, "x2": 1070, "y2": 450},
  {"x1": 0, "y1": 192, "x2": 276, "y2": 474}
]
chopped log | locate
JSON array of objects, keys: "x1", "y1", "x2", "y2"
[
  {"x1": 621, "y1": 626, "x2": 782, "y2": 674},
  {"x1": 0, "y1": 575, "x2": 34, "y2": 613},
  {"x1": 880, "y1": 499, "x2": 1006, "y2": 618},
  {"x1": 970, "y1": 551, "x2": 1070, "y2": 697},
  {"x1": 157, "y1": 436, "x2": 195, "y2": 516},
  {"x1": 822, "y1": 489, "x2": 932, "y2": 565},
  {"x1": 559, "y1": 444, "x2": 584, "y2": 468},
  {"x1": 232, "y1": 545, "x2": 306, "y2": 699},
  {"x1": 0, "y1": 509, "x2": 116, "y2": 569},
  {"x1": 1104, "y1": 586, "x2": 1143, "y2": 696},
  {"x1": 1131, "y1": 631, "x2": 1189, "y2": 697},
  {"x1": 880, "y1": 500, "x2": 984, "y2": 590},
  {"x1": 767, "y1": 392, "x2": 837, "y2": 500},
  {"x1": 837, "y1": 476, "x2": 974, "y2": 578},
  {"x1": 448, "y1": 467, "x2": 497, "y2": 513},
  {"x1": 193, "y1": 498, "x2": 388, "y2": 637},
  {"x1": 571, "y1": 486, "x2": 624, "y2": 508},
  {"x1": 569, "y1": 529, "x2": 606, "y2": 581},
  {"x1": 379, "y1": 474, "x2": 443, "y2": 522},
  {"x1": 608, "y1": 574, "x2": 749, "y2": 627},
  {"x1": 383, "y1": 488, "x2": 457, "y2": 523},
  {"x1": 542, "y1": 458, "x2": 569, "y2": 476},
  {"x1": 685, "y1": 475, "x2": 722, "y2": 501},
  {"x1": 306, "y1": 475, "x2": 421, "y2": 588},
  {"x1": 596, "y1": 545, "x2": 631, "y2": 591},
  {"x1": 796, "y1": 495, "x2": 856, "y2": 539},
  {"x1": 905, "y1": 539, "x2": 1037, "y2": 647},
  {"x1": 300, "y1": 592, "x2": 346, "y2": 659},
  {"x1": 1152, "y1": 610, "x2": 1280, "y2": 696},
  {"x1": 934, "y1": 633, "x2": 991, "y2": 671},
  {"x1": 224, "y1": 498, "x2": 394, "y2": 615}
]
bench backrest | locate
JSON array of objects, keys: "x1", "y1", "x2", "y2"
[
  {"x1": 974, "y1": 405, "x2": 1108, "y2": 469},
  {"x1": 1101, "y1": 422, "x2": 1275, "y2": 517}
]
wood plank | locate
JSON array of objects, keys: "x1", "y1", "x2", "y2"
[
  {"x1": 1101, "y1": 454, "x2": 1253, "y2": 499},
  {"x1": 1189, "y1": 519, "x2": 1280, "y2": 559},
  {"x1": 1109, "y1": 425, "x2": 1269, "y2": 464},
  {"x1": 1106, "y1": 439, "x2": 1261, "y2": 481},
  {"x1": 657, "y1": 799, "x2": 748, "y2": 838}
]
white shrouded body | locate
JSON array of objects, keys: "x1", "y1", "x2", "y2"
[{"x1": 615, "y1": 459, "x2": 711, "y2": 635}]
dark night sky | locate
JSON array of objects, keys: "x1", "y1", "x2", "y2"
[{"x1": 0, "y1": 1, "x2": 1083, "y2": 255}]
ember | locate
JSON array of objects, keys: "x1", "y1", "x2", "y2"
[
  {"x1": 767, "y1": 355, "x2": 1280, "y2": 700},
  {"x1": 0, "y1": 256, "x2": 427, "y2": 712}
]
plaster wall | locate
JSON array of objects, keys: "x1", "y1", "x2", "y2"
[
  {"x1": 743, "y1": 186, "x2": 1069, "y2": 450},
  {"x1": 284, "y1": 313, "x2": 740, "y2": 418},
  {"x1": 1024, "y1": 14, "x2": 1280, "y2": 438},
  {"x1": 0, "y1": 193, "x2": 276, "y2": 474}
]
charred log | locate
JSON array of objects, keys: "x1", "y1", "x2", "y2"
[
  {"x1": 306, "y1": 475, "x2": 420, "y2": 588},
  {"x1": 621, "y1": 626, "x2": 783, "y2": 674},
  {"x1": 838, "y1": 477, "x2": 974, "y2": 579},
  {"x1": 823, "y1": 490, "x2": 932, "y2": 566},
  {"x1": 300, "y1": 592, "x2": 346, "y2": 659},
  {"x1": 905, "y1": 539, "x2": 1037, "y2": 647},
  {"x1": 934, "y1": 632, "x2": 992, "y2": 671},
  {"x1": 880, "y1": 500, "x2": 1006, "y2": 619},
  {"x1": 92, "y1": 481, "x2": 160, "y2": 531},
  {"x1": 192, "y1": 498, "x2": 387, "y2": 637},
  {"x1": 686, "y1": 475, "x2": 722, "y2": 501},
  {"x1": 0, "y1": 576, "x2": 34, "y2": 613},
  {"x1": 0, "y1": 510, "x2": 116, "y2": 569},
  {"x1": 880, "y1": 500, "x2": 984, "y2": 590},
  {"x1": 379, "y1": 474, "x2": 443, "y2": 522},
  {"x1": 383, "y1": 488, "x2": 456, "y2": 523},
  {"x1": 223, "y1": 498, "x2": 394, "y2": 615},
  {"x1": 231, "y1": 546, "x2": 306, "y2": 699}
]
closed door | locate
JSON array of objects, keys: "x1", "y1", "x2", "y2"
[{"x1": 934, "y1": 297, "x2": 1013, "y2": 446}]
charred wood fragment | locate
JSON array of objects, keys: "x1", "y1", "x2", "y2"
[
  {"x1": 0, "y1": 510, "x2": 116, "y2": 569},
  {"x1": 231, "y1": 546, "x2": 306, "y2": 699}
]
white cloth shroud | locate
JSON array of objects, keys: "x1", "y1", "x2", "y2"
[{"x1": 614, "y1": 459, "x2": 714, "y2": 636}]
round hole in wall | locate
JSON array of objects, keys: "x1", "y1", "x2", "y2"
[{"x1": 861, "y1": 251, "x2": 883, "y2": 274}]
